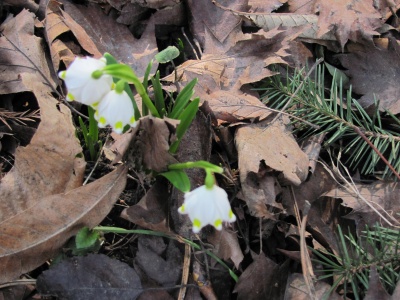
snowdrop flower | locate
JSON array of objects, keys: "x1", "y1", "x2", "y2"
[
  {"x1": 95, "y1": 88, "x2": 136, "y2": 134},
  {"x1": 178, "y1": 185, "x2": 236, "y2": 233},
  {"x1": 58, "y1": 56, "x2": 113, "y2": 106}
]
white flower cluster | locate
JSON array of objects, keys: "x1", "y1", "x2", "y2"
[{"x1": 59, "y1": 56, "x2": 136, "y2": 134}]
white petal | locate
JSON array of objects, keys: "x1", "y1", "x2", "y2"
[
  {"x1": 179, "y1": 185, "x2": 236, "y2": 233},
  {"x1": 96, "y1": 90, "x2": 135, "y2": 133}
]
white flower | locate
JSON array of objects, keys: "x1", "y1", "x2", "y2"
[
  {"x1": 178, "y1": 185, "x2": 236, "y2": 233},
  {"x1": 95, "y1": 89, "x2": 136, "y2": 134},
  {"x1": 58, "y1": 57, "x2": 113, "y2": 106}
]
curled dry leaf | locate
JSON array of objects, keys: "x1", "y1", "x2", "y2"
[
  {"x1": 284, "y1": 273, "x2": 342, "y2": 300},
  {"x1": 60, "y1": 0, "x2": 158, "y2": 77},
  {"x1": 233, "y1": 253, "x2": 280, "y2": 300},
  {"x1": 235, "y1": 120, "x2": 308, "y2": 217},
  {"x1": 0, "y1": 72, "x2": 128, "y2": 283},
  {"x1": 44, "y1": 0, "x2": 98, "y2": 71},
  {"x1": 0, "y1": 73, "x2": 85, "y2": 221},
  {"x1": 0, "y1": 165, "x2": 128, "y2": 284},
  {"x1": 0, "y1": 9, "x2": 55, "y2": 95},
  {"x1": 125, "y1": 116, "x2": 179, "y2": 173},
  {"x1": 207, "y1": 228, "x2": 244, "y2": 269},
  {"x1": 324, "y1": 181, "x2": 400, "y2": 227},
  {"x1": 121, "y1": 177, "x2": 170, "y2": 233}
]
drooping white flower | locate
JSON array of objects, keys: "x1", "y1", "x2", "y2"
[
  {"x1": 178, "y1": 185, "x2": 236, "y2": 233},
  {"x1": 58, "y1": 57, "x2": 113, "y2": 106},
  {"x1": 95, "y1": 89, "x2": 136, "y2": 134}
]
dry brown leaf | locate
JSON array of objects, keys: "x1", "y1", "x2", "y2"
[
  {"x1": 0, "y1": 10, "x2": 55, "y2": 95},
  {"x1": 133, "y1": 0, "x2": 179, "y2": 9},
  {"x1": 324, "y1": 181, "x2": 400, "y2": 227},
  {"x1": 233, "y1": 252, "x2": 279, "y2": 299},
  {"x1": 235, "y1": 121, "x2": 308, "y2": 217},
  {"x1": 207, "y1": 228, "x2": 244, "y2": 268},
  {"x1": 0, "y1": 73, "x2": 85, "y2": 220},
  {"x1": 60, "y1": 0, "x2": 158, "y2": 77},
  {"x1": 281, "y1": 163, "x2": 337, "y2": 217},
  {"x1": 364, "y1": 266, "x2": 391, "y2": 300},
  {"x1": 284, "y1": 273, "x2": 342, "y2": 300},
  {"x1": 4, "y1": 0, "x2": 39, "y2": 12},
  {"x1": 164, "y1": 28, "x2": 293, "y2": 123},
  {"x1": 121, "y1": 177, "x2": 170, "y2": 233},
  {"x1": 210, "y1": 1, "x2": 335, "y2": 41},
  {"x1": 248, "y1": 0, "x2": 287, "y2": 13},
  {"x1": 0, "y1": 165, "x2": 127, "y2": 283},
  {"x1": 187, "y1": 0, "x2": 247, "y2": 46},
  {"x1": 338, "y1": 40, "x2": 400, "y2": 113},
  {"x1": 44, "y1": 0, "x2": 95, "y2": 71},
  {"x1": 314, "y1": 0, "x2": 383, "y2": 49},
  {"x1": 125, "y1": 116, "x2": 179, "y2": 173}
]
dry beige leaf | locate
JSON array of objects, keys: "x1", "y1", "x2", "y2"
[
  {"x1": 121, "y1": 177, "x2": 170, "y2": 233},
  {"x1": 0, "y1": 73, "x2": 85, "y2": 221},
  {"x1": 125, "y1": 116, "x2": 179, "y2": 173},
  {"x1": 0, "y1": 9, "x2": 55, "y2": 95},
  {"x1": 284, "y1": 273, "x2": 342, "y2": 300},
  {"x1": 233, "y1": 252, "x2": 279, "y2": 299},
  {"x1": 164, "y1": 28, "x2": 293, "y2": 123},
  {"x1": 187, "y1": 0, "x2": 246, "y2": 46},
  {"x1": 314, "y1": 0, "x2": 383, "y2": 49},
  {"x1": 324, "y1": 181, "x2": 400, "y2": 227},
  {"x1": 248, "y1": 0, "x2": 287, "y2": 13},
  {"x1": 44, "y1": 0, "x2": 87, "y2": 70},
  {"x1": 207, "y1": 228, "x2": 244, "y2": 268},
  {"x1": 61, "y1": 1, "x2": 158, "y2": 78},
  {"x1": 235, "y1": 120, "x2": 308, "y2": 217},
  {"x1": 0, "y1": 165, "x2": 127, "y2": 284}
]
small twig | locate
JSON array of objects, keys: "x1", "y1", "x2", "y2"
[
  {"x1": 181, "y1": 27, "x2": 200, "y2": 60},
  {"x1": 270, "y1": 58, "x2": 324, "y2": 126},
  {"x1": 0, "y1": 279, "x2": 37, "y2": 289},
  {"x1": 178, "y1": 243, "x2": 191, "y2": 300},
  {"x1": 353, "y1": 127, "x2": 400, "y2": 181}
]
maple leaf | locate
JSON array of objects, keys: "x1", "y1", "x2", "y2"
[{"x1": 314, "y1": 0, "x2": 383, "y2": 49}]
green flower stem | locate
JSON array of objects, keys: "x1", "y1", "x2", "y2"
[
  {"x1": 115, "y1": 80, "x2": 126, "y2": 94},
  {"x1": 103, "y1": 64, "x2": 160, "y2": 118},
  {"x1": 168, "y1": 161, "x2": 223, "y2": 174},
  {"x1": 93, "y1": 226, "x2": 238, "y2": 282},
  {"x1": 204, "y1": 170, "x2": 215, "y2": 189}
]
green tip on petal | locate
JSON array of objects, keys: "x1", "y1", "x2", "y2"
[
  {"x1": 67, "y1": 93, "x2": 75, "y2": 101},
  {"x1": 214, "y1": 219, "x2": 222, "y2": 229},
  {"x1": 130, "y1": 116, "x2": 136, "y2": 125},
  {"x1": 59, "y1": 71, "x2": 66, "y2": 79},
  {"x1": 99, "y1": 116, "x2": 107, "y2": 125},
  {"x1": 115, "y1": 121, "x2": 123, "y2": 130},
  {"x1": 193, "y1": 218, "x2": 201, "y2": 229},
  {"x1": 229, "y1": 210, "x2": 234, "y2": 219},
  {"x1": 178, "y1": 205, "x2": 185, "y2": 213}
]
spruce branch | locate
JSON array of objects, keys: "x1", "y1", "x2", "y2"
[{"x1": 259, "y1": 64, "x2": 400, "y2": 179}]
